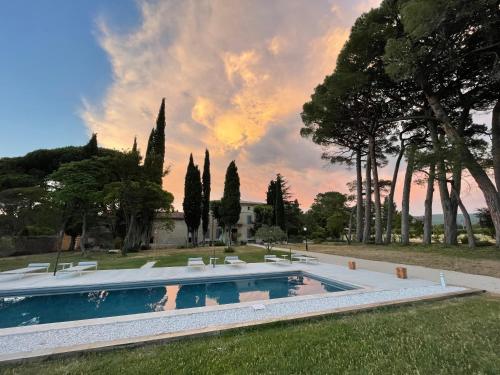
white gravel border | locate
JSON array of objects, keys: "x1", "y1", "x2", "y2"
[{"x1": 0, "y1": 285, "x2": 466, "y2": 357}]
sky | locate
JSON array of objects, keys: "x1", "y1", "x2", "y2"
[{"x1": 0, "y1": 0, "x2": 491, "y2": 214}]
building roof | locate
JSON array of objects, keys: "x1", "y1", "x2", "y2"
[
  {"x1": 240, "y1": 200, "x2": 265, "y2": 206},
  {"x1": 170, "y1": 211, "x2": 185, "y2": 220},
  {"x1": 156, "y1": 200, "x2": 265, "y2": 219}
]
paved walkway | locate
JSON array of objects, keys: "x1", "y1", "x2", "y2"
[
  {"x1": 140, "y1": 261, "x2": 157, "y2": 269},
  {"x1": 251, "y1": 244, "x2": 500, "y2": 294}
]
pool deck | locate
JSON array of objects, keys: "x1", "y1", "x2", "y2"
[{"x1": 0, "y1": 261, "x2": 478, "y2": 363}]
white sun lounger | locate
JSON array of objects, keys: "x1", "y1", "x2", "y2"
[
  {"x1": 187, "y1": 257, "x2": 206, "y2": 269},
  {"x1": 59, "y1": 261, "x2": 98, "y2": 275},
  {"x1": 292, "y1": 254, "x2": 318, "y2": 263},
  {"x1": 224, "y1": 256, "x2": 247, "y2": 265},
  {"x1": 1, "y1": 263, "x2": 50, "y2": 278},
  {"x1": 264, "y1": 255, "x2": 287, "y2": 264}
]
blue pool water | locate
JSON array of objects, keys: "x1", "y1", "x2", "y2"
[{"x1": 0, "y1": 272, "x2": 354, "y2": 328}]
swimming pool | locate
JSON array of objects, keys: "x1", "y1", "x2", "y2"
[{"x1": 0, "y1": 272, "x2": 356, "y2": 328}]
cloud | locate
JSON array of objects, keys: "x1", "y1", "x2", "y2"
[{"x1": 82, "y1": 0, "x2": 482, "y2": 213}]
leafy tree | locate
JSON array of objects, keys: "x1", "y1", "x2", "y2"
[
  {"x1": 49, "y1": 158, "x2": 109, "y2": 254},
  {"x1": 210, "y1": 200, "x2": 223, "y2": 227},
  {"x1": 304, "y1": 191, "x2": 349, "y2": 240},
  {"x1": 326, "y1": 212, "x2": 346, "y2": 239},
  {"x1": 183, "y1": 154, "x2": 202, "y2": 246},
  {"x1": 476, "y1": 208, "x2": 494, "y2": 234},
  {"x1": 103, "y1": 151, "x2": 173, "y2": 254},
  {"x1": 255, "y1": 225, "x2": 286, "y2": 252},
  {"x1": 220, "y1": 161, "x2": 241, "y2": 246},
  {"x1": 201, "y1": 150, "x2": 211, "y2": 245},
  {"x1": 254, "y1": 204, "x2": 274, "y2": 231},
  {"x1": 284, "y1": 199, "x2": 303, "y2": 236}
]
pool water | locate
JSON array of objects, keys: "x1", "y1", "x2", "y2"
[{"x1": 0, "y1": 273, "x2": 354, "y2": 328}]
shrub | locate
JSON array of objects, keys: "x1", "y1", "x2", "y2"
[
  {"x1": 113, "y1": 237, "x2": 123, "y2": 250},
  {"x1": 288, "y1": 235, "x2": 304, "y2": 243},
  {"x1": 224, "y1": 246, "x2": 235, "y2": 253},
  {"x1": 0, "y1": 236, "x2": 15, "y2": 257}
]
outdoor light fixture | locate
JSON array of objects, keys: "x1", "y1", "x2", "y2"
[{"x1": 303, "y1": 226, "x2": 308, "y2": 251}]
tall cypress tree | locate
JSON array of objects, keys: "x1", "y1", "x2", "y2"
[
  {"x1": 83, "y1": 133, "x2": 98, "y2": 157},
  {"x1": 266, "y1": 180, "x2": 277, "y2": 224},
  {"x1": 144, "y1": 98, "x2": 166, "y2": 185},
  {"x1": 265, "y1": 175, "x2": 286, "y2": 230},
  {"x1": 144, "y1": 128, "x2": 156, "y2": 173},
  {"x1": 220, "y1": 161, "x2": 241, "y2": 246},
  {"x1": 153, "y1": 98, "x2": 166, "y2": 185},
  {"x1": 201, "y1": 149, "x2": 211, "y2": 244},
  {"x1": 139, "y1": 98, "x2": 167, "y2": 248},
  {"x1": 275, "y1": 174, "x2": 286, "y2": 230},
  {"x1": 183, "y1": 154, "x2": 202, "y2": 246}
]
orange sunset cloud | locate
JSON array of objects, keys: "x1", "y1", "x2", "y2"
[{"x1": 81, "y1": 0, "x2": 487, "y2": 214}]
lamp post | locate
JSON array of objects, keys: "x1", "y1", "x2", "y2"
[{"x1": 303, "y1": 226, "x2": 308, "y2": 251}]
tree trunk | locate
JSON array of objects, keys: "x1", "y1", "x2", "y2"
[
  {"x1": 385, "y1": 138, "x2": 405, "y2": 244},
  {"x1": 139, "y1": 212, "x2": 154, "y2": 250},
  {"x1": 369, "y1": 135, "x2": 383, "y2": 244},
  {"x1": 450, "y1": 185, "x2": 476, "y2": 249},
  {"x1": 425, "y1": 93, "x2": 500, "y2": 247},
  {"x1": 493, "y1": 100, "x2": 500, "y2": 246},
  {"x1": 347, "y1": 206, "x2": 354, "y2": 244},
  {"x1": 423, "y1": 160, "x2": 435, "y2": 245},
  {"x1": 363, "y1": 153, "x2": 372, "y2": 243},
  {"x1": 69, "y1": 235, "x2": 76, "y2": 251},
  {"x1": 448, "y1": 117, "x2": 467, "y2": 246},
  {"x1": 492, "y1": 100, "x2": 500, "y2": 192},
  {"x1": 401, "y1": 144, "x2": 416, "y2": 245},
  {"x1": 80, "y1": 212, "x2": 88, "y2": 255},
  {"x1": 355, "y1": 149, "x2": 364, "y2": 242},
  {"x1": 123, "y1": 213, "x2": 140, "y2": 255},
  {"x1": 429, "y1": 122, "x2": 455, "y2": 245}
]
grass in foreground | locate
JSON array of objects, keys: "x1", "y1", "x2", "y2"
[
  {"x1": 288, "y1": 242, "x2": 500, "y2": 278},
  {"x1": 0, "y1": 246, "x2": 287, "y2": 272},
  {"x1": 2, "y1": 295, "x2": 499, "y2": 374}
]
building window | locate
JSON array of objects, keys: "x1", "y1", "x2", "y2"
[
  {"x1": 248, "y1": 206, "x2": 251, "y2": 211},
  {"x1": 247, "y1": 215, "x2": 253, "y2": 224}
]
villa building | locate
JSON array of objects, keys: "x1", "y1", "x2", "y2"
[{"x1": 152, "y1": 200, "x2": 263, "y2": 247}]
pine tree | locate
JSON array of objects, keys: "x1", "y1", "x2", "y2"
[
  {"x1": 220, "y1": 161, "x2": 241, "y2": 246},
  {"x1": 183, "y1": 154, "x2": 202, "y2": 246},
  {"x1": 201, "y1": 149, "x2": 211, "y2": 245}
]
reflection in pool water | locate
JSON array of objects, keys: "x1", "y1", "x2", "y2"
[{"x1": 0, "y1": 273, "x2": 354, "y2": 328}]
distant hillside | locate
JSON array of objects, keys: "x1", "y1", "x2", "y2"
[{"x1": 414, "y1": 214, "x2": 480, "y2": 226}]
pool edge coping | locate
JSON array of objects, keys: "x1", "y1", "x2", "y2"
[{"x1": 0, "y1": 288, "x2": 484, "y2": 365}]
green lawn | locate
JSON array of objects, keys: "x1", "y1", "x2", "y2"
[
  {"x1": 2, "y1": 295, "x2": 499, "y2": 374},
  {"x1": 0, "y1": 246, "x2": 288, "y2": 272}
]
